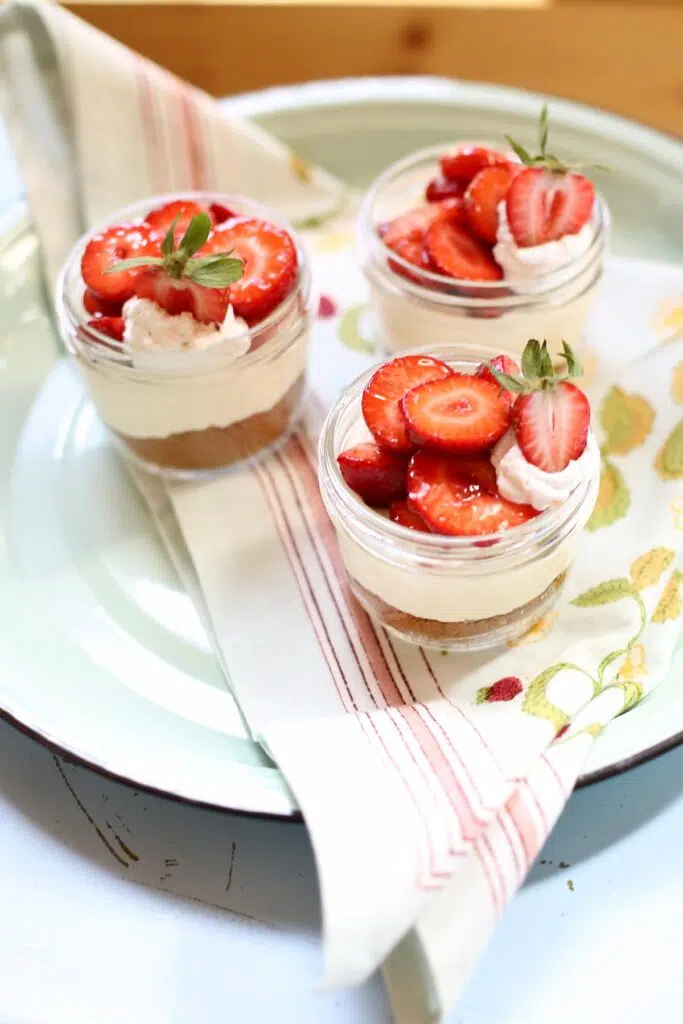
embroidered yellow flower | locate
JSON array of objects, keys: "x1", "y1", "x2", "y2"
[
  {"x1": 313, "y1": 229, "x2": 355, "y2": 253},
  {"x1": 616, "y1": 643, "x2": 647, "y2": 683},
  {"x1": 653, "y1": 298, "x2": 683, "y2": 344},
  {"x1": 670, "y1": 496, "x2": 683, "y2": 530},
  {"x1": 508, "y1": 612, "x2": 558, "y2": 647}
]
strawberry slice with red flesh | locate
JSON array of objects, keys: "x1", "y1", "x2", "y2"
[
  {"x1": 87, "y1": 316, "x2": 124, "y2": 342},
  {"x1": 81, "y1": 223, "x2": 159, "y2": 303},
  {"x1": 83, "y1": 289, "x2": 123, "y2": 317},
  {"x1": 425, "y1": 177, "x2": 466, "y2": 203},
  {"x1": 513, "y1": 382, "x2": 590, "y2": 472},
  {"x1": 464, "y1": 164, "x2": 515, "y2": 245},
  {"x1": 362, "y1": 355, "x2": 453, "y2": 454},
  {"x1": 146, "y1": 200, "x2": 207, "y2": 239},
  {"x1": 389, "y1": 500, "x2": 430, "y2": 532},
  {"x1": 407, "y1": 450, "x2": 537, "y2": 537},
  {"x1": 400, "y1": 373, "x2": 511, "y2": 453},
  {"x1": 475, "y1": 354, "x2": 521, "y2": 412},
  {"x1": 203, "y1": 218, "x2": 298, "y2": 325},
  {"x1": 134, "y1": 268, "x2": 230, "y2": 325},
  {"x1": 440, "y1": 147, "x2": 510, "y2": 186},
  {"x1": 505, "y1": 168, "x2": 595, "y2": 247},
  {"x1": 209, "y1": 202, "x2": 237, "y2": 225},
  {"x1": 425, "y1": 220, "x2": 503, "y2": 282},
  {"x1": 378, "y1": 200, "x2": 465, "y2": 248},
  {"x1": 337, "y1": 443, "x2": 409, "y2": 507}
]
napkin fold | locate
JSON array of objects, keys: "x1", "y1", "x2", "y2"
[{"x1": 4, "y1": 4, "x2": 683, "y2": 1022}]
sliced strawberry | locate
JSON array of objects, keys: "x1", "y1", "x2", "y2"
[
  {"x1": 400, "y1": 373, "x2": 510, "y2": 453},
  {"x1": 424, "y1": 220, "x2": 502, "y2": 282},
  {"x1": 475, "y1": 354, "x2": 521, "y2": 412},
  {"x1": 134, "y1": 267, "x2": 229, "y2": 325},
  {"x1": 464, "y1": 164, "x2": 515, "y2": 245},
  {"x1": 407, "y1": 450, "x2": 537, "y2": 537},
  {"x1": 337, "y1": 443, "x2": 408, "y2": 507},
  {"x1": 362, "y1": 355, "x2": 452, "y2": 453},
  {"x1": 87, "y1": 316, "x2": 124, "y2": 343},
  {"x1": 387, "y1": 235, "x2": 433, "y2": 284},
  {"x1": 378, "y1": 206, "x2": 438, "y2": 248},
  {"x1": 209, "y1": 202, "x2": 237, "y2": 225},
  {"x1": 202, "y1": 218, "x2": 297, "y2": 324},
  {"x1": 83, "y1": 289, "x2": 123, "y2": 317},
  {"x1": 389, "y1": 500, "x2": 430, "y2": 532},
  {"x1": 505, "y1": 168, "x2": 595, "y2": 248},
  {"x1": 425, "y1": 177, "x2": 466, "y2": 203},
  {"x1": 447, "y1": 455, "x2": 498, "y2": 494},
  {"x1": 513, "y1": 382, "x2": 590, "y2": 472},
  {"x1": 440, "y1": 147, "x2": 509, "y2": 186},
  {"x1": 81, "y1": 223, "x2": 159, "y2": 303},
  {"x1": 146, "y1": 199, "x2": 207, "y2": 239}
]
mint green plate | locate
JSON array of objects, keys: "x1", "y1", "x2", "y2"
[{"x1": 3, "y1": 78, "x2": 683, "y2": 816}]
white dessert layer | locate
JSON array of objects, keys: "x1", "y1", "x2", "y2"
[{"x1": 78, "y1": 326, "x2": 308, "y2": 438}]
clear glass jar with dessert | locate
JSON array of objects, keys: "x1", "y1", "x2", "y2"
[
  {"x1": 359, "y1": 108, "x2": 609, "y2": 361},
  {"x1": 318, "y1": 340, "x2": 600, "y2": 651},
  {"x1": 57, "y1": 193, "x2": 312, "y2": 477}
]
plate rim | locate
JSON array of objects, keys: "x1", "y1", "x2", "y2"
[{"x1": 3, "y1": 74, "x2": 683, "y2": 816}]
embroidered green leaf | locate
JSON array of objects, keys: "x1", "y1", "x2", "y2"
[
  {"x1": 652, "y1": 570, "x2": 683, "y2": 624},
  {"x1": 617, "y1": 679, "x2": 645, "y2": 713},
  {"x1": 599, "y1": 386, "x2": 655, "y2": 456},
  {"x1": 586, "y1": 458, "x2": 630, "y2": 531},
  {"x1": 655, "y1": 420, "x2": 683, "y2": 480},
  {"x1": 338, "y1": 304, "x2": 375, "y2": 354},
  {"x1": 522, "y1": 664, "x2": 570, "y2": 732},
  {"x1": 630, "y1": 547, "x2": 675, "y2": 590},
  {"x1": 572, "y1": 577, "x2": 634, "y2": 607}
]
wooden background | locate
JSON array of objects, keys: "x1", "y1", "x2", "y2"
[{"x1": 66, "y1": 3, "x2": 683, "y2": 137}]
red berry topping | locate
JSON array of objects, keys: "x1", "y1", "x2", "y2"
[
  {"x1": 361, "y1": 355, "x2": 453, "y2": 454},
  {"x1": 83, "y1": 289, "x2": 123, "y2": 317},
  {"x1": 87, "y1": 316, "x2": 124, "y2": 343},
  {"x1": 378, "y1": 206, "x2": 438, "y2": 249},
  {"x1": 146, "y1": 199, "x2": 206, "y2": 238},
  {"x1": 203, "y1": 218, "x2": 298, "y2": 325},
  {"x1": 514, "y1": 383, "x2": 590, "y2": 472},
  {"x1": 505, "y1": 167, "x2": 595, "y2": 248},
  {"x1": 464, "y1": 164, "x2": 515, "y2": 245},
  {"x1": 440, "y1": 146, "x2": 509, "y2": 186},
  {"x1": 134, "y1": 268, "x2": 230, "y2": 325},
  {"x1": 424, "y1": 220, "x2": 502, "y2": 282},
  {"x1": 389, "y1": 500, "x2": 430, "y2": 532},
  {"x1": 407, "y1": 450, "x2": 536, "y2": 537},
  {"x1": 425, "y1": 176, "x2": 466, "y2": 203},
  {"x1": 475, "y1": 354, "x2": 521, "y2": 412},
  {"x1": 337, "y1": 443, "x2": 408, "y2": 507},
  {"x1": 81, "y1": 223, "x2": 159, "y2": 303},
  {"x1": 209, "y1": 202, "x2": 237, "y2": 225},
  {"x1": 400, "y1": 373, "x2": 511, "y2": 454}
]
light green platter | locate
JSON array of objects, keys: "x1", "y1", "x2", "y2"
[{"x1": 2, "y1": 78, "x2": 683, "y2": 817}]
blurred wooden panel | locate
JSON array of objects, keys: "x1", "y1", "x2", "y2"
[{"x1": 67, "y1": 4, "x2": 683, "y2": 136}]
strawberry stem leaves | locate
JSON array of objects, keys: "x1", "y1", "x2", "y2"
[{"x1": 487, "y1": 338, "x2": 584, "y2": 396}]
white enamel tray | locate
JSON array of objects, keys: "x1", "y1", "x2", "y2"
[{"x1": 3, "y1": 77, "x2": 683, "y2": 818}]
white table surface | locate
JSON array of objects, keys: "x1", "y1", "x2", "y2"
[{"x1": 2, "y1": 120, "x2": 683, "y2": 1024}]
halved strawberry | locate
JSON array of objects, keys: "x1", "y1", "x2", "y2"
[
  {"x1": 513, "y1": 382, "x2": 590, "y2": 471},
  {"x1": 337, "y1": 443, "x2": 408, "y2": 507},
  {"x1": 464, "y1": 164, "x2": 515, "y2": 245},
  {"x1": 81, "y1": 223, "x2": 159, "y2": 302},
  {"x1": 209, "y1": 202, "x2": 237, "y2": 225},
  {"x1": 389, "y1": 500, "x2": 430, "y2": 532},
  {"x1": 440, "y1": 147, "x2": 509, "y2": 186},
  {"x1": 424, "y1": 220, "x2": 503, "y2": 282},
  {"x1": 505, "y1": 167, "x2": 595, "y2": 247},
  {"x1": 361, "y1": 355, "x2": 452, "y2": 453},
  {"x1": 146, "y1": 199, "x2": 207, "y2": 238},
  {"x1": 400, "y1": 373, "x2": 510, "y2": 453},
  {"x1": 134, "y1": 268, "x2": 230, "y2": 325},
  {"x1": 407, "y1": 450, "x2": 537, "y2": 537},
  {"x1": 425, "y1": 177, "x2": 465, "y2": 203},
  {"x1": 202, "y1": 218, "x2": 297, "y2": 324},
  {"x1": 83, "y1": 289, "x2": 123, "y2": 317},
  {"x1": 475, "y1": 354, "x2": 521, "y2": 412},
  {"x1": 87, "y1": 316, "x2": 124, "y2": 343}
]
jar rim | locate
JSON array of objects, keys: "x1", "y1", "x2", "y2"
[
  {"x1": 318, "y1": 342, "x2": 599, "y2": 564},
  {"x1": 358, "y1": 142, "x2": 608, "y2": 301}
]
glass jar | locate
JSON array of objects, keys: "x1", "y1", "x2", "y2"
[
  {"x1": 318, "y1": 344, "x2": 600, "y2": 651},
  {"x1": 359, "y1": 144, "x2": 609, "y2": 361},
  {"x1": 57, "y1": 193, "x2": 313, "y2": 479}
]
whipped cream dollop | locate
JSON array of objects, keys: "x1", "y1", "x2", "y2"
[
  {"x1": 493, "y1": 201, "x2": 594, "y2": 284},
  {"x1": 491, "y1": 429, "x2": 600, "y2": 512},
  {"x1": 122, "y1": 298, "x2": 251, "y2": 371}
]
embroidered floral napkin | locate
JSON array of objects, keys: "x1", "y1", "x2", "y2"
[{"x1": 4, "y1": 4, "x2": 683, "y2": 1022}]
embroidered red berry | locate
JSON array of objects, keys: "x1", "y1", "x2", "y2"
[
  {"x1": 318, "y1": 294, "x2": 337, "y2": 318},
  {"x1": 555, "y1": 723, "x2": 570, "y2": 739},
  {"x1": 476, "y1": 676, "x2": 523, "y2": 704}
]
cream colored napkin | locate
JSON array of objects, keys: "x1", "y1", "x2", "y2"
[{"x1": 5, "y1": 4, "x2": 683, "y2": 1021}]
